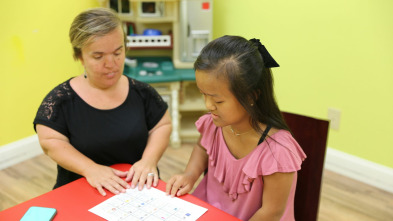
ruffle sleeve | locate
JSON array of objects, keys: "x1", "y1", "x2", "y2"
[
  {"x1": 243, "y1": 131, "x2": 306, "y2": 177},
  {"x1": 195, "y1": 114, "x2": 307, "y2": 200},
  {"x1": 195, "y1": 114, "x2": 225, "y2": 169}
]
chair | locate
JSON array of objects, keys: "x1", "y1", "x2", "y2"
[{"x1": 281, "y1": 111, "x2": 329, "y2": 221}]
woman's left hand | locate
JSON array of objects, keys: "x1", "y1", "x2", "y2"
[{"x1": 125, "y1": 160, "x2": 159, "y2": 190}]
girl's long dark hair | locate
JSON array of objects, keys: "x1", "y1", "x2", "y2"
[{"x1": 194, "y1": 35, "x2": 289, "y2": 133}]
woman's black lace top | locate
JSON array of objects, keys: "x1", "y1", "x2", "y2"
[{"x1": 33, "y1": 77, "x2": 168, "y2": 188}]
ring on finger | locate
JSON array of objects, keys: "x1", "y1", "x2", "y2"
[{"x1": 147, "y1": 172, "x2": 155, "y2": 177}]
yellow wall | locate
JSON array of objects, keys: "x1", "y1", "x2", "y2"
[
  {"x1": 213, "y1": 0, "x2": 393, "y2": 168},
  {"x1": 1, "y1": 0, "x2": 392, "y2": 169},
  {"x1": 0, "y1": 1, "x2": 99, "y2": 145}
]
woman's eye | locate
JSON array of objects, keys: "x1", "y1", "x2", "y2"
[
  {"x1": 215, "y1": 101, "x2": 223, "y2": 104},
  {"x1": 92, "y1": 54, "x2": 102, "y2": 59}
]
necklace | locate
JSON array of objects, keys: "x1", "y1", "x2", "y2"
[{"x1": 229, "y1": 126, "x2": 253, "y2": 136}]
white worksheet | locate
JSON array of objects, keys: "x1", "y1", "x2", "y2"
[{"x1": 89, "y1": 186, "x2": 208, "y2": 221}]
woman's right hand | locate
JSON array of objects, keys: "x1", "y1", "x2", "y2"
[
  {"x1": 84, "y1": 164, "x2": 130, "y2": 196},
  {"x1": 165, "y1": 172, "x2": 197, "y2": 197},
  {"x1": 36, "y1": 125, "x2": 131, "y2": 196}
]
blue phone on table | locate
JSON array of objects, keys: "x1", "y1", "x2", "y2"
[{"x1": 20, "y1": 206, "x2": 57, "y2": 221}]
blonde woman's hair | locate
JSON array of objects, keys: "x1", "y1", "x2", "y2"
[{"x1": 69, "y1": 7, "x2": 126, "y2": 60}]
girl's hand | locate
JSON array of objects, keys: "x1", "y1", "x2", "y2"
[
  {"x1": 125, "y1": 160, "x2": 159, "y2": 190},
  {"x1": 84, "y1": 164, "x2": 129, "y2": 196},
  {"x1": 165, "y1": 173, "x2": 196, "y2": 197}
]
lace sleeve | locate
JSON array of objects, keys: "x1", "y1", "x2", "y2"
[{"x1": 33, "y1": 80, "x2": 74, "y2": 135}]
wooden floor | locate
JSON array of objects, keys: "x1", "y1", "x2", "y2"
[{"x1": 1, "y1": 143, "x2": 393, "y2": 220}]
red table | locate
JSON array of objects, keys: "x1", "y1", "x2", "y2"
[{"x1": 0, "y1": 164, "x2": 240, "y2": 220}]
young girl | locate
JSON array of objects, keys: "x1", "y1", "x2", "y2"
[{"x1": 166, "y1": 35, "x2": 306, "y2": 220}]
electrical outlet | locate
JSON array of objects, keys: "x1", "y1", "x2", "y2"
[{"x1": 328, "y1": 108, "x2": 341, "y2": 130}]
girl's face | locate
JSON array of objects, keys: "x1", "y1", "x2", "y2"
[
  {"x1": 196, "y1": 70, "x2": 250, "y2": 128},
  {"x1": 80, "y1": 26, "x2": 125, "y2": 89}
]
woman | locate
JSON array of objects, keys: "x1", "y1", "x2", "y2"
[{"x1": 34, "y1": 8, "x2": 172, "y2": 196}]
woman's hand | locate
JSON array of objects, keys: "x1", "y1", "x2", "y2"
[
  {"x1": 125, "y1": 160, "x2": 159, "y2": 190},
  {"x1": 165, "y1": 172, "x2": 197, "y2": 197},
  {"x1": 84, "y1": 164, "x2": 130, "y2": 196},
  {"x1": 36, "y1": 125, "x2": 130, "y2": 197}
]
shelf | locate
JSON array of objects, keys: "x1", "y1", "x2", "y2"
[
  {"x1": 126, "y1": 35, "x2": 172, "y2": 48},
  {"x1": 179, "y1": 99, "x2": 205, "y2": 111},
  {"x1": 180, "y1": 112, "x2": 205, "y2": 142},
  {"x1": 129, "y1": 0, "x2": 179, "y2": 3},
  {"x1": 120, "y1": 16, "x2": 177, "y2": 23},
  {"x1": 134, "y1": 17, "x2": 177, "y2": 23},
  {"x1": 99, "y1": 0, "x2": 179, "y2": 22},
  {"x1": 180, "y1": 128, "x2": 199, "y2": 138},
  {"x1": 179, "y1": 81, "x2": 205, "y2": 111}
]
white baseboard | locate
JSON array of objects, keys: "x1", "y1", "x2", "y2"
[
  {"x1": 0, "y1": 135, "x2": 43, "y2": 170},
  {"x1": 324, "y1": 147, "x2": 393, "y2": 194},
  {"x1": 1, "y1": 137, "x2": 393, "y2": 193}
]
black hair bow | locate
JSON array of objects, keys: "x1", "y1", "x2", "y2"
[{"x1": 250, "y1": 38, "x2": 280, "y2": 68}]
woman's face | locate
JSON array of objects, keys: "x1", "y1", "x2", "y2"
[
  {"x1": 80, "y1": 26, "x2": 125, "y2": 89},
  {"x1": 195, "y1": 70, "x2": 250, "y2": 128}
]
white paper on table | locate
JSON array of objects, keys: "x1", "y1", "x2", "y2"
[{"x1": 89, "y1": 186, "x2": 208, "y2": 221}]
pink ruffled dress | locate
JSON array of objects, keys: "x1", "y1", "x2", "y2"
[{"x1": 192, "y1": 114, "x2": 306, "y2": 221}]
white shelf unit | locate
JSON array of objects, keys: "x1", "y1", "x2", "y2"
[
  {"x1": 99, "y1": 0, "x2": 179, "y2": 21},
  {"x1": 99, "y1": 0, "x2": 178, "y2": 50},
  {"x1": 179, "y1": 81, "x2": 205, "y2": 111},
  {"x1": 179, "y1": 111, "x2": 205, "y2": 142},
  {"x1": 150, "y1": 82, "x2": 181, "y2": 148},
  {"x1": 179, "y1": 81, "x2": 206, "y2": 142}
]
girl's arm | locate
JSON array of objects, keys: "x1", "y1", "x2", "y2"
[
  {"x1": 165, "y1": 136, "x2": 209, "y2": 197},
  {"x1": 249, "y1": 172, "x2": 295, "y2": 221},
  {"x1": 126, "y1": 110, "x2": 172, "y2": 190},
  {"x1": 36, "y1": 124, "x2": 130, "y2": 196}
]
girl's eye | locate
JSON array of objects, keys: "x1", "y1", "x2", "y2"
[
  {"x1": 215, "y1": 101, "x2": 223, "y2": 104},
  {"x1": 93, "y1": 56, "x2": 102, "y2": 60}
]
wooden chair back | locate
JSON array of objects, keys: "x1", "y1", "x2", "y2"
[{"x1": 282, "y1": 111, "x2": 329, "y2": 221}]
